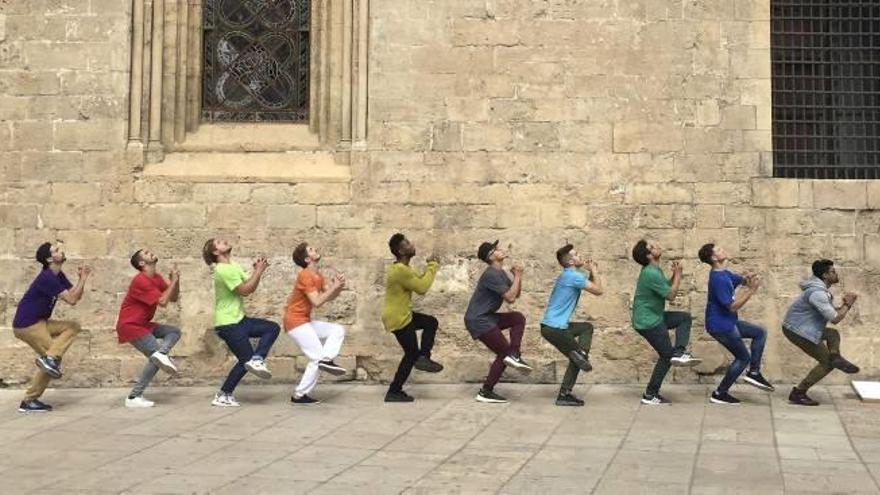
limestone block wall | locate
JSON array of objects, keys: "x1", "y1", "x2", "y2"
[{"x1": 0, "y1": 0, "x2": 877, "y2": 392}]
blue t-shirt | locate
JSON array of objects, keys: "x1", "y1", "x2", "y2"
[
  {"x1": 541, "y1": 268, "x2": 589, "y2": 329},
  {"x1": 705, "y1": 269, "x2": 744, "y2": 333}
]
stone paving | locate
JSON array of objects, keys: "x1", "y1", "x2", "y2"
[{"x1": 0, "y1": 384, "x2": 878, "y2": 494}]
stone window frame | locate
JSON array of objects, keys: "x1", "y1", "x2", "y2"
[{"x1": 126, "y1": 0, "x2": 369, "y2": 172}]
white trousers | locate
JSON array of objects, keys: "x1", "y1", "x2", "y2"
[{"x1": 288, "y1": 321, "x2": 345, "y2": 397}]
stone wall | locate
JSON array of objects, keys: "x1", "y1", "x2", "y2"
[{"x1": 0, "y1": 0, "x2": 878, "y2": 393}]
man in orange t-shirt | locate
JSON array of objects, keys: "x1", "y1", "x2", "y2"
[{"x1": 283, "y1": 242, "x2": 346, "y2": 404}]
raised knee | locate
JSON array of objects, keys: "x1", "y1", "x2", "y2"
[
  {"x1": 69, "y1": 321, "x2": 82, "y2": 334},
  {"x1": 425, "y1": 316, "x2": 439, "y2": 330},
  {"x1": 512, "y1": 312, "x2": 526, "y2": 325}
]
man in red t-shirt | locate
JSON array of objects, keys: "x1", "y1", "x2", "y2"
[
  {"x1": 283, "y1": 242, "x2": 347, "y2": 404},
  {"x1": 116, "y1": 249, "x2": 181, "y2": 408}
]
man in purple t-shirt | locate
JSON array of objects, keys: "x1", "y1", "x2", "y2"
[{"x1": 13, "y1": 241, "x2": 91, "y2": 413}]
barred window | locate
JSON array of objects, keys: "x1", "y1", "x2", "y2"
[
  {"x1": 203, "y1": 0, "x2": 310, "y2": 122},
  {"x1": 771, "y1": 1, "x2": 880, "y2": 179}
]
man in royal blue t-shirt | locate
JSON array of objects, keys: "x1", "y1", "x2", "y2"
[
  {"x1": 541, "y1": 244, "x2": 604, "y2": 406},
  {"x1": 12, "y1": 241, "x2": 91, "y2": 413},
  {"x1": 698, "y1": 243, "x2": 774, "y2": 405}
]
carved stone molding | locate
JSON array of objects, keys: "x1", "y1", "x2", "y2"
[{"x1": 127, "y1": 0, "x2": 369, "y2": 164}]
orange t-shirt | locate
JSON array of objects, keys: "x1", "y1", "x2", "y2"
[{"x1": 284, "y1": 269, "x2": 324, "y2": 331}]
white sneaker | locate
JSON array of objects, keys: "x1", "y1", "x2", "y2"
[
  {"x1": 244, "y1": 358, "x2": 272, "y2": 379},
  {"x1": 149, "y1": 351, "x2": 178, "y2": 375},
  {"x1": 211, "y1": 392, "x2": 240, "y2": 407},
  {"x1": 670, "y1": 352, "x2": 702, "y2": 367},
  {"x1": 125, "y1": 396, "x2": 155, "y2": 408}
]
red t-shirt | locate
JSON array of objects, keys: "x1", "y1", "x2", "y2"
[
  {"x1": 116, "y1": 272, "x2": 169, "y2": 343},
  {"x1": 283, "y1": 269, "x2": 324, "y2": 331}
]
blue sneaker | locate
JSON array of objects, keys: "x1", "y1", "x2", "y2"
[
  {"x1": 36, "y1": 356, "x2": 62, "y2": 379},
  {"x1": 18, "y1": 400, "x2": 52, "y2": 413}
]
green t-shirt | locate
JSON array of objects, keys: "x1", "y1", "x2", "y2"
[
  {"x1": 631, "y1": 264, "x2": 671, "y2": 330},
  {"x1": 214, "y1": 262, "x2": 247, "y2": 327}
]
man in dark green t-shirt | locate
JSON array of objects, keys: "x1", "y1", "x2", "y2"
[{"x1": 631, "y1": 239, "x2": 701, "y2": 405}]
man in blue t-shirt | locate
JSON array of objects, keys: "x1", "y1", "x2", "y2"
[
  {"x1": 540, "y1": 244, "x2": 604, "y2": 406},
  {"x1": 698, "y1": 243, "x2": 774, "y2": 405}
]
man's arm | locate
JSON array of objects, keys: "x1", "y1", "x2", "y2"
[
  {"x1": 728, "y1": 275, "x2": 759, "y2": 312},
  {"x1": 305, "y1": 274, "x2": 345, "y2": 308},
  {"x1": 234, "y1": 258, "x2": 268, "y2": 297},
  {"x1": 665, "y1": 262, "x2": 682, "y2": 302},
  {"x1": 59, "y1": 267, "x2": 91, "y2": 305},
  {"x1": 159, "y1": 275, "x2": 180, "y2": 307},
  {"x1": 584, "y1": 262, "x2": 603, "y2": 296},
  {"x1": 503, "y1": 265, "x2": 522, "y2": 303},
  {"x1": 399, "y1": 262, "x2": 439, "y2": 295}
]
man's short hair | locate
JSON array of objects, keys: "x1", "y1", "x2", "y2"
[
  {"x1": 292, "y1": 242, "x2": 309, "y2": 268},
  {"x1": 812, "y1": 259, "x2": 835, "y2": 279},
  {"x1": 202, "y1": 239, "x2": 217, "y2": 266},
  {"x1": 632, "y1": 239, "x2": 651, "y2": 266},
  {"x1": 556, "y1": 243, "x2": 575, "y2": 267},
  {"x1": 35, "y1": 242, "x2": 53, "y2": 268},
  {"x1": 389, "y1": 233, "x2": 406, "y2": 258},
  {"x1": 697, "y1": 243, "x2": 715, "y2": 265},
  {"x1": 130, "y1": 249, "x2": 144, "y2": 270}
]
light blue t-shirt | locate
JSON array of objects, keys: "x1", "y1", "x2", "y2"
[{"x1": 541, "y1": 268, "x2": 589, "y2": 329}]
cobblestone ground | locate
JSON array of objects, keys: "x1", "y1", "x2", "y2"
[{"x1": 0, "y1": 384, "x2": 878, "y2": 494}]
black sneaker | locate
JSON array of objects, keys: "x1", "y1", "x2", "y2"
[
  {"x1": 18, "y1": 400, "x2": 52, "y2": 413},
  {"x1": 788, "y1": 387, "x2": 819, "y2": 406},
  {"x1": 317, "y1": 360, "x2": 347, "y2": 376},
  {"x1": 830, "y1": 355, "x2": 860, "y2": 374},
  {"x1": 414, "y1": 355, "x2": 444, "y2": 373},
  {"x1": 640, "y1": 393, "x2": 671, "y2": 405},
  {"x1": 36, "y1": 356, "x2": 62, "y2": 379},
  {"x1": 710, "y1": 391, "x2": 741, "y2": 405},
  {"x1": 503, "y1": 353, "x2": 533, "y2": 373},
  {"x1": 384, "y1": 390, "x2": 415, "y2": 403},
  {"x1": 743, "y1": 371, "x2": 775, "y2": 392},
  {"x1": 291, "y1": 394, "x2": 321, "y2": 405},
  {"x1": 555, "y1": 392, "x2": 585, "y2": 407},
  {"x1": 476, "y1": 388, "x2": 508, "y2": 404},
  {"x1": 567, "y1": 350, "x2": 592, "y2": 372}
]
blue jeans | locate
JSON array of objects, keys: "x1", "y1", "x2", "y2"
[
  {"x1": 215, "y1": 317, "x2": 280, "y2": 394},
  {"x1": 709, "y1": 321, "x2": 767, "y2": 394}
]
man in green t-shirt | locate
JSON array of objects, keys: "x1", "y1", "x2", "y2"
[
  {"x1": 202, "y1": 238, "x2": 280, "y2": 407},
  {"x1": 631, "y1": 239, "x2": 701, "y2": 405},
  {"x1": 381, "y1": 233, "x2": 444, "y2": 403}
]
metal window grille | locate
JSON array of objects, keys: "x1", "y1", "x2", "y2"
[
  {"x1": 203, "y1": 0, "x2": 310, "y2": 122},
  {"x1": 771, "y1": 0, "x2": 880, "y2": 179}
]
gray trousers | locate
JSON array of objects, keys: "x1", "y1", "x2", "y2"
[{"x1": 129, "y1": 324, "x2": 181, "y2": 398}]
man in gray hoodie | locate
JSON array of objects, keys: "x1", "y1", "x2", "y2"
[{"x1": 782, "y1": 259, "x2": 859, "y2": 406}]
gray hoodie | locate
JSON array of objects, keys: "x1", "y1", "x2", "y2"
[{"x1": 782, "y1": 276, "x2": 838, "y2": 344}]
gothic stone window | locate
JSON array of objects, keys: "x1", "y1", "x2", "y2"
[
  {"x1": 202, "y1": 0, "x2": 311, "y2": 122},
  {"x1": 771, "y1": 0, "x2": 880, "y2": 179}
]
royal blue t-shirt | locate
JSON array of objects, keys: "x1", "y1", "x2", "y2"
[
  {"x1": 705, "y1": 269, "x2": 744, "y2": 333},
  {"x1": 541, "y1": 268, "x2": 589, "y2": 329},
  {"x1": 13, "y1": 269, "x2": 73, "y2": 328}
]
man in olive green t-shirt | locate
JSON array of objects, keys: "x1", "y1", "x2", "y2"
[
  {"x1": 381, "y1": 233, "x2": 444, "y2": 403},
  {"x1": 631, "y1": 239, "x2": 701, "y2": 405},
  {"x1": 202, "y1": 238, "x2": 280, "y2": 407}
]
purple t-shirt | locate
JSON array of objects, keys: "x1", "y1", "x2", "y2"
[{"x1": 13, "y1": 269, "x2": 73, "y2": 328}]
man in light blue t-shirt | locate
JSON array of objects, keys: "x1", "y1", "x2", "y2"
[{"x1": 540, "y1": 244, "x2": 604, "y2": 406}]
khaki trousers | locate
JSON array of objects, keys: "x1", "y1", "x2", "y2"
[{"x1": 14, "y1": 319, "x2": 82, "y2": 401}]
